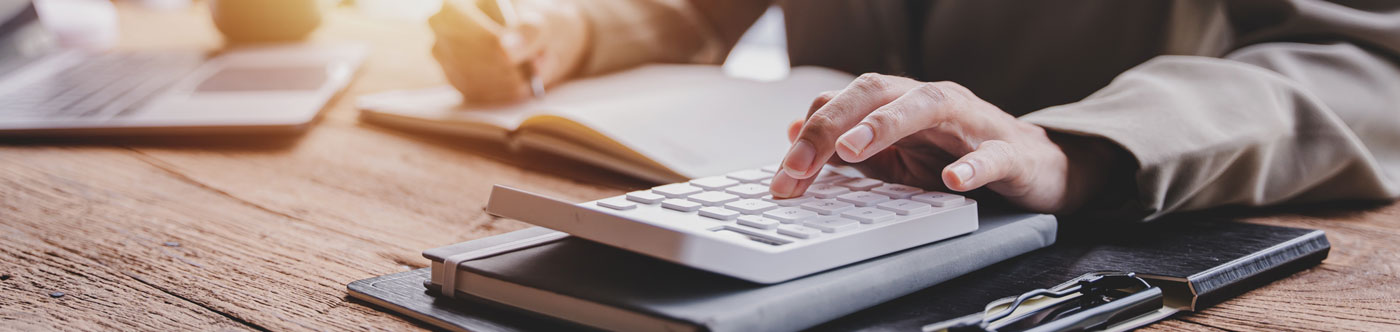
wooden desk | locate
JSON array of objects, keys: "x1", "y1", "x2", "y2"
[{"x1": 2, "y1": 5, "x2": 1397, "y2": 331}]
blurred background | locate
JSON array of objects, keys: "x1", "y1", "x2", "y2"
[{"x1": 28, "y1": 0, "x2": 786, "y2": 79}]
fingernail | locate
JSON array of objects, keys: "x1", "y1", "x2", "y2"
[
  {"x1": 951, "y1": 163, "x2": 974, "y2": 183},
  {"x1": 782, "y1": 140, "x2": 816, "y2": 178},
  {"x1": 836, "y1": 124, "x2": 875, "y2": 158},
  {"x1": 770, "y1": 172, "x2": 799, "y2": 197}
]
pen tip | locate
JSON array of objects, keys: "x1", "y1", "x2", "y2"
[{"x1": 530, "y1": 78, "x2": 546, "y2": 98}]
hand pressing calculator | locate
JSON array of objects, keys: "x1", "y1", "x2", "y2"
[{"x1": 485, "y1": 166, "x2": 977, "y2": 284}]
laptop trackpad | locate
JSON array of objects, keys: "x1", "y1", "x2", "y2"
[{"x1": 194, "y1": 66, "x2": 329, "y2": 92}]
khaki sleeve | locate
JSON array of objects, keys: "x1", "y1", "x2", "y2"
[
  {"x1": 572, "y1": 0, "x2": 773, "y2": 76},
  {"x1": 1021, "y1": 45, "x2": 1400, "y2": 221},
  {"x1": 1021, "y1": 0, "x2": 1400, "y2": 221}
]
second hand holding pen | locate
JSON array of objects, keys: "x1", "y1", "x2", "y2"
[{"x1": 494, "y1": 0, "x2": 546, "y2": 98}]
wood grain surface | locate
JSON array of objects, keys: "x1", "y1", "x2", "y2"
[{"x1": 2, "y1": 5, "x2": 1397, "y2": 331}]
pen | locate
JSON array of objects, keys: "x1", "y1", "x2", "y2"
[{"x1": 494, "y1": 0, "x2": 546, "y2": 98}]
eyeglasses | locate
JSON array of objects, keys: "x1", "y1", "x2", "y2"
[{"x1": 924, "y1": 272, "x2": 1171, "y2": 332}]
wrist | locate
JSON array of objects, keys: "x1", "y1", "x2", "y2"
[{"x1": 1047, "y1": 131, "x2": 1125, "y2": 215}]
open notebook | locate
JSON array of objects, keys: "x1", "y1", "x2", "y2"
[{"x1": 357, "y1": 65, "x2": 856, "y2": 183}]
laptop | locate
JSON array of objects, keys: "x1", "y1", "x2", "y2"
[{"x1": 0, "y1": 0, "x2": 366, "y2": 136}]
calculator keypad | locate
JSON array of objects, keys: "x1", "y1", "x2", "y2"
[
  {"x1": 725, "y1": 199, "x2": 778, "y2": 214},
  {"x1": 764, "y1": 207, "x2": 819, "y2": 223},
  {"x1": 688, "y1": 191, "x2": 740, "y2": 206},
  {"x1": 591, "y1": 166, "x2": 967, "y2": 247},
  {"x1": 626, "y1": 191, "x2": 665, "y2": 204},
  {"x1": 778, "y1": 224, "x2": 822, "y2": 239},
  {"x1": 805, "y1": 184, "x2": 851, "y2": 198},
  {"x1": 801, "y1": 199, "x2": 855, "y2": 215},
  {"x1": 653, "y1": 183, "x2": 702, "y2": 198}
]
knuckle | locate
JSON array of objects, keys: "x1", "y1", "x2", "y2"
[
  {"x1": 913, "y1": 83, "x2": 952, "y2": 104},
  {"x1": 866, "y1": 107, "x2": 906, "y2": 133},
  {"x1": 914, "y1": 83, "x2": 964, "y2": 121},
  {"x1": 808, "y1": 91, "x2": 838, "y2": 114},
  {"x1": 977, "y1": 140, "x2": 1020, "y2": 179},
  {"x1": 982, "y1": 140, "x2": 1016, "y2": 159},
  {"x1": 852, "y1": 73, "x2": 890, "y2": 93},
  {"x1": 802, "y1": 111, "x2": 841, "y2": 138},
  {"x1": 933, "y1": 81, "x2": 971, "y2": 95}
]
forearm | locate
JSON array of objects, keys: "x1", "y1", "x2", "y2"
[
  {"x1": 571, "y1": 0, "x2": 771, "y2": 76},
  {"x1": 1046, "y1": 132, "x2": 1136, "y2": 218},
  {"x1": 1023, "y1": 47, "x2": 1400, "y2": 221}
]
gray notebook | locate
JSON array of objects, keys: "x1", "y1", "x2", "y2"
[{"x1": 407, "y1": 211, "x2": 1056, "y2": 332}]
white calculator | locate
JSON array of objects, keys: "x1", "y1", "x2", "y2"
[{"x1": 485, "y1": 166, "x2": 977, "y2": 284}]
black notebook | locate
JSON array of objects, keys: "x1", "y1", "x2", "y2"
[{"x1": 347, "y1": 217, "x2": 1327, "y2": 331}]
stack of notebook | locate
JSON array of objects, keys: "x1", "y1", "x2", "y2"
[{"x1": 349, "y1": 213, "x2": 1327, "y2": 331}]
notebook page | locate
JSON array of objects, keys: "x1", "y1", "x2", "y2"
[
  {"x1": 546, "y1": 65, "x2": 855, "y2": 178},
  {"x1": 358, "y1": 85, "x2": 549, "y2": 140},
  {"x1": 359, "y1": 65, "x2": 763, "y2": 139}
]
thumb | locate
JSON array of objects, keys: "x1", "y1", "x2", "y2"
[{"x1": 942, "y1": 140, "x2": 1022, "y2": 192}]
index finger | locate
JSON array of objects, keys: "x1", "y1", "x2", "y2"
[{"x1": 782, "y1": 73, "x2": 921, "y2": 179}]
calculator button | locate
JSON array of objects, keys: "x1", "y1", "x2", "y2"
[
  {"x1": 842, "y1": 207, "x2": 898, "y2": 224},
  {"x1": 761, "y1": 178, "x2": 773, "y2": 186},
  {"x1": 596, "y1": 198, "x2": 637, "y2": 210},
  {"x1": 761, "y1": 165, "x2": 782, "y2": 173},
  {"x1": 911, "y1": 192, "x2": 965, "y2": 207},
  {"x1": 836, "y1": 191, "x2": 891, "y2": 207},
  {"x1": 699, "y1": 207, "x2": 740, "y2": 220},
  {"x1": 653, "y1": 183, "x2": 703, "y2": 198},
  {"x1": 690, "y1": 176, "x2": 740, "y2": 190},
  {"x1": 725, "y1": 199, "x2": 779, "y2": 214},
  {"x1": 814, "y1": 173, "x2": 851, "y2": 185},
  {"x1": 870, "y1": 184, "x2": 924, "y2": 199},
  {"x1": 763, "y1": 195, "x2": 816, "y2": 207},
  {"x1": 662, "y1": 199, "x2": 702, "y2": 212},
  {"x1": 726, "y1": 170, "x2": 771, "y2": 183},
  {"x1": 737, "y1": 215, "x2": 781, "y2": 230},
  {"x1": 777, "y1": 224, "x2": 822, "y2": 239},
  {"x1": 688, "y1": 191, "x2": 740, "y2": 206},
  {"x1": 801, "y1": 199, "x2": 855, "y2": 215},
  {"x1": 836, "y1": 178, "x2": 884, "y2": 191},
  {"x1": 803, "y1": 217, "x2": 860, "y2": 233},
  {"x1": 763, "y1": 207, "x2": 819, "y2": 224},
  {"x1": 876, "y1": 199, "x2": 932, "y2": 215},
  {"x1": 625, "y1": 191, "x2": 665, "y2": 204},
  {"x1": 724, "y1": 184, "x2": 770, "y2": 198},
  {"x1": 806, "y1": 184, "x2": 851, "y2": 198}
]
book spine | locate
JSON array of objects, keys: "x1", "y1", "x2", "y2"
[{"x1": 1188, "y1": 230, "x2": 1330, "y2": 310}]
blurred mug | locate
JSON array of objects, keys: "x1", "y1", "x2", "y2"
[{"x1": 209, "y1": 0, "x2": 330, "y2": 43}]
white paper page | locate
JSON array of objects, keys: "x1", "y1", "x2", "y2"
[
  {"x1": 549, "y1": 66, "x2": 855, "y2": 178},
  {"x1": 358, "y1": 65, "x2": 750, "y2": 132},
  {"x1": 361, "y1": 85, "x2": 554, "y2": 130},
  {"x1": 358, "y1": 65, "x2": 855, "y2": 179}
]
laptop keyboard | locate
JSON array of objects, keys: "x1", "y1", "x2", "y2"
[{"x1": 0, "y1": 53, "x2": 201, "y2": 119}]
